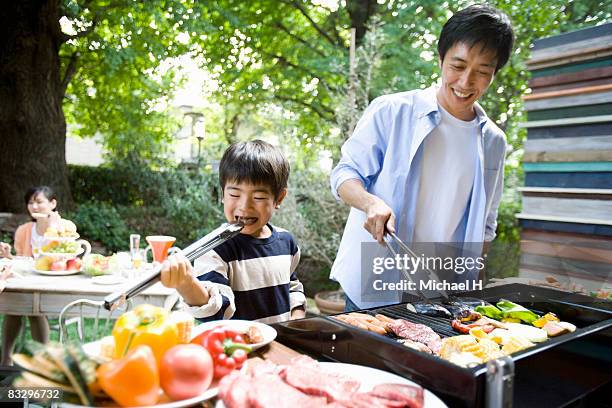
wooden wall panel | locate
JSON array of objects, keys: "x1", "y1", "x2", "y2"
[
  {"x1": 523, "y1": 162, "x2": 612, "y2": 172},
  {"x1": 524, "y1": 172, "x2": 612, "y2": 189},
  {"x1": 531, "y1": 23, "x2": 612, "y2": 51},
  {"x1": 530, "y1": 56, "x2": 612, "y2": 78},
  {"x1": 524, "y1": 88, "x2": 612, "y2": 110},
  {"x1": 527, "y1": 103, "x2": 612, "y2": 121},
  {"x1": 526, "y1": 123, "x2": 612, "y2": 139},
  {"x1": 522, "y1": 196, "x2": 612, "y2": 220},
  {"x1": 529, "y1": 66, "x2": 612, "y2": 89},
  {"x1": 519, "y1": 219, "x2": 612, "y2": 237}
]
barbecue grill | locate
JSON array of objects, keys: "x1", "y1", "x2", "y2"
[{"x1": 272, "y1": 284, "x2": 612, "y2": 407}]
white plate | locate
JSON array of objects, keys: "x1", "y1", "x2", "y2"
[
  {"x1": 90, "y1": 275, "x2": 126, "y2": 285},
  {"x1": 33, "y1": 267, "x2": 81, "y2": 276},
  {"x1": 82, "y1": 320, "x2": 277, "y2": 360},
  {"x1": 190, "y1": 320, "x2": 277, "y2": 350},
  {"x1": 61, "y1": 385, "x2": 219, "y2": 408}
]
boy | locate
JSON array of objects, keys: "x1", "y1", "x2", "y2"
[
  {"x1": 161, "y1": 140, "x2": 306, "y2": 323},
  {"x1": 330, "y1": 5, "x2": 514, "y2": 310}
]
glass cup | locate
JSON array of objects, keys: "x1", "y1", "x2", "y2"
[{"x1": 145, "y1": 236, "x2": 179, "y2": 263}]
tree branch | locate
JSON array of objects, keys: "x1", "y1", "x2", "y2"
[
  {"x1": 263, "y1": 51, "x2": 340, "y2": 93},
  {"x1": 282, "y1": 0, "x2": 342, "y2": 48},
  {"x1": 274, "y1": 22, "x2": 328, "y2": 57},
  {"x1": 61, "y1": 52, "x2": 80, "y2": 94},
  {"x1": 275, "y1": 94, "x2": 335, "y2": 120}
]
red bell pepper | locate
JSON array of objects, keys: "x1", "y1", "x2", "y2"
[{"x1": 192, "y1": 327, "x2": 252, "y2": 379}]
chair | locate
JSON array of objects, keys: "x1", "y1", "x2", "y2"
[{"x1": 58, "y1": 298, "x2": 133, "y2": 344}]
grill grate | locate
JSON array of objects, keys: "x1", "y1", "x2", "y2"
[{"x1": 369, "y1": 304, "x2": 458, "y2": 338}]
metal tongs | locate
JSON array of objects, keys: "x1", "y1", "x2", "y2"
[
  {"x1": 384, "y1": 231, "x2": 450, "y2": 303},
  {"x1": 104, "y1": 222, "x2": 244, "y2": 311}
]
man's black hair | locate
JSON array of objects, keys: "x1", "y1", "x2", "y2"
[
  {"x1": 219, "y1": 140, "x2": 289, "y2": 201},
  {"x1": 438, "y1": 4, "x2": 514, "y2": 72}
]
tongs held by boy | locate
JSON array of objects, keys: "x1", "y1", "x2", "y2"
[{"x1": 104, "y1": 222, "x2": 244, "y2": 311}]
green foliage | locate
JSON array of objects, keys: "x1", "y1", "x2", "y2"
[{"x1": 67, "y1": 202, "x2": 129, "y2": 252}]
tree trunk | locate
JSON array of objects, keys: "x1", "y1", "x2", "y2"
[
  {"x1": 346, "y1": 0, "x2": 378, "y2": 45},
  {"x1": 0, "y1": 0, "x2": 72, "y2": 213}
]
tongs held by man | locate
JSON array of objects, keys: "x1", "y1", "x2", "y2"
[{"x1": 384, "y1": 230, "x2": 450, "y2": 302}]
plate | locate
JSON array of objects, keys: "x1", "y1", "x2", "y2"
[
  {"x1": 33, "y1": 268, "x2": 81, "y2": 276},
  {"x1": 318, "y1": 362, "x2": 447, "y2": 407},
  {"x1": 90, "y1": 275, "x2": 126, "y2": 285},
  {"x1": 61, "y1": 385, "x2": 219, "y2": 408},
  {"x1": 82, "y1": 320, "x2": 277, "y2": 360},
  {"x1": 190, "y1": 320, "x2": 277, "y2": 350}
]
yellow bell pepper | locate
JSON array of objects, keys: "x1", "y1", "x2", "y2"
[
  {"x1": 112, "y1": 304, "x2": 179, "y2": 367},
  {"x1": 532, "y1": 312, "x2": 560, "y2": 328}
]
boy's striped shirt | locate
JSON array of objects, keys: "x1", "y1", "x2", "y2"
[{"x1": 183, "y1": 224, "x2": 305, "y2": 324}]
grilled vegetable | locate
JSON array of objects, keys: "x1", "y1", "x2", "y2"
[
  {"x1": 474, "y1": 305, "x2": 503, "y2": 320},
  {"x1": 496, "y1": 300, "x2": 539, "y2": 324},
  {"x1": 532, "y1": 312, "x2": 560, "y2": 328},
  {"x1": 47, "y1": 345, "x2": 94, "y2": 406},
  {"x1": 406, "y1": 302, "x2": 452, "y2": 318}
]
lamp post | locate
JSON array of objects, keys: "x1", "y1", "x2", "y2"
[{"x1": 194, "y1": 117, "x2": 205, "y2": 166}]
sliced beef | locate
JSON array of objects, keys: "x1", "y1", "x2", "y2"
[
  {"x1": 219, "y1": 371, "x2": 251, "y2": 408},
  {"x1": 248, "y1": 374, "x2": 328, "y2": 408},
  {"x1": 388, "y1": 319, "x2": 442, "y2": 354},
  {"x1": 280, "y1": 364, "x2": 361, "y2": 402},
  {"x1": 369, "y1": 383, "x2": 424, "y2": 408}
]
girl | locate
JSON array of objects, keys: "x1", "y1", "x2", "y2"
[{"x1": 1, "y1": 186, "x2": 58, "y2": 365}]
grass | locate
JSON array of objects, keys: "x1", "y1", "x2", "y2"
[{"x1": 0, "y1": 314, "x2": 114, "y2": 354}]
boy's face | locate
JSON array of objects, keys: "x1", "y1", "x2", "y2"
[
  {"x1": 437, "y1": 42, "x2": 498, "y2": 121},
  {"x1": 222, "y1": 180, "x2": 286, "y2": 237}
]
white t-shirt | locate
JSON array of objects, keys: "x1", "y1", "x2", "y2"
[
  {"x1": 413, "y1": 103, "x2": 480, "y2": 243},
  {"x1": 31, "y1": 223, "x2": 46, "y2": 256}
]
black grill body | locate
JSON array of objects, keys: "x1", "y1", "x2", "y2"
[{"x1": 272, "y1": 284, "x2": 611, "y2": 407}]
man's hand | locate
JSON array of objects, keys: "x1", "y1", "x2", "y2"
[
  {"x1": 364, "y1": 197, "x2": 396, "y2": 243},
  {"x1": 160, "y1": 254, "x2": 209, "y2": 306},
  {"x1": 337, "y1": 179, "x2": 396, "y2": 244}
]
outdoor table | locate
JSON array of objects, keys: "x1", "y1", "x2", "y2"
[{"x1": 0, "y1": 270, "x2": 176, "y2": 318}]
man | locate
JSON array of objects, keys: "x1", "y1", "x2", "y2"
[{"x1": 330, "y1": 5, "x2": 514, "y2": 310}]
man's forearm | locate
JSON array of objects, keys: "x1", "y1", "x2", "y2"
[{"x1": 337, "y1": 179, "x2": 379, "y2": 212}]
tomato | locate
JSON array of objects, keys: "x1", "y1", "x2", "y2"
[{"x1": 160, "y1": 344, "x2": 214, "y2": 401}]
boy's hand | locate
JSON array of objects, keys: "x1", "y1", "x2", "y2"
[
  {"x1": 160, "y1": 253, "x2": 193, "y2": 289},
  {"x1": 160, "y1": 254, "x2": 210, "y2": 306},
  {"x1": 290, "y1": 306, "x2": 306, "y2": 320}
]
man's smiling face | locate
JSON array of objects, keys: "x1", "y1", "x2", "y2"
[{"x1": 437, "y1": 42, "x2": 498, "y2": 121}]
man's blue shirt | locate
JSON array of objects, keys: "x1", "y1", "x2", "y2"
[{"x1": 330, "y1": 86, "x2": 506, "y2": 308}]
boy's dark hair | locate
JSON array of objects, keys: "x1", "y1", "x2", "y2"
[
  {"x1": 219, "y1": 140, "x2": 289, "y2": 201},
  {"x1": 438, "y1": 4, "x2": 514, "y2": 73},
  {"x1": 24, "y1": 186, "x2": 56, "y2": 207}
]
